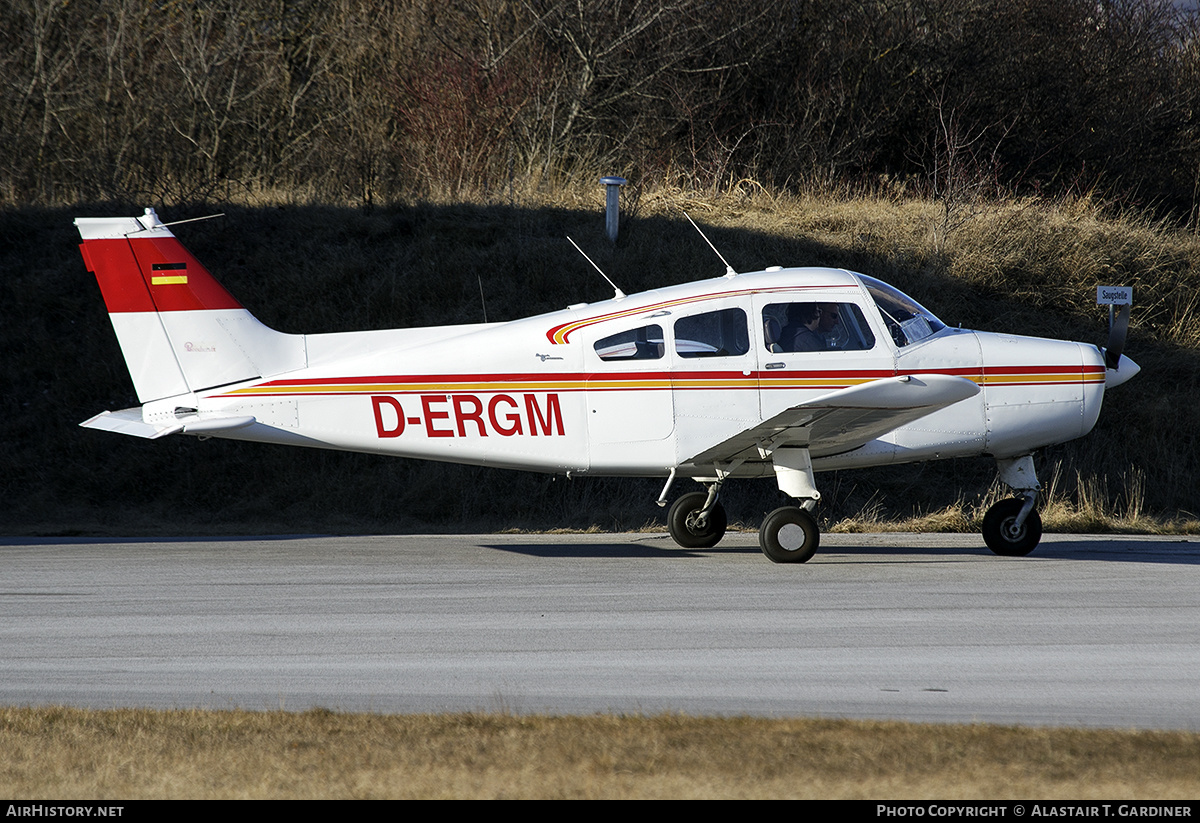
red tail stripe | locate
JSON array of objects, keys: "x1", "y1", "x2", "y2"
[{"x1": 81, "y1": 237, "x2": 242, "y2": 313}]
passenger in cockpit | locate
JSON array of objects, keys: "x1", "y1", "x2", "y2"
[{"x1": 817, "y1": 303, "x2": 843, "y2": 348}]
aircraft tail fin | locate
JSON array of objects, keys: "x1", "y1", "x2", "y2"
[{"x1": 76, "y1": 209, "x2": 306, "y2": 403}]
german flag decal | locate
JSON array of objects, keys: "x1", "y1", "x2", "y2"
[{"x1": 151, "y1": 262, "x2": 187, "y2": 285}]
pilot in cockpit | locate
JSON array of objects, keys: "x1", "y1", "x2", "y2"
[{"x1": 783, "y1": 303, "x2": 824, "y2": 351}]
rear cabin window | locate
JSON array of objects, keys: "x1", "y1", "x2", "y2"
[
  {"x1": 762, "y1": 302, "x2": 876, "y2": 353},
  {"x1": 594, "y1": 324, "x2": 664, "y2": 361},
  {"x1": 674, "y1": 308, "x2": 750, "y2": 358}
]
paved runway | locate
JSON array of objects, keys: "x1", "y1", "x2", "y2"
[{"x1": 1, "y1": 532, "x2": 1197, "y2": 729}]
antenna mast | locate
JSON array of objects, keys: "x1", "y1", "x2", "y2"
[
  {"x1": 684, "y1": 212, "x2": 737, "y2": 277},
  {"x1": 567, "y1": 236, "x2": 626, "y2": 300},
  {"x1": 160, "y1": 213, "x2": 226, "y2": 228}
]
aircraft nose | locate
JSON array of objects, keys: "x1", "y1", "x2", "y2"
[{"x1": 1105, "y1": 354, "x2": 1140, "y2": 388}]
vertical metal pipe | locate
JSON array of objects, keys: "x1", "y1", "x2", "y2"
[{"x1": 600, "y1": 176, "x2": 627, "y2": 242}]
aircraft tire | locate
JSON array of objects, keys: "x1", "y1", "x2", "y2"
[
  {"x1": 667, "y1": 492, "x2": 727, "y2": 549},
  {"x1": 759, "y1": 506, "x2": 819, "y2": 563},
  {"x1": 981, "y1": 498, "x2": 1042, "y2": 556}
]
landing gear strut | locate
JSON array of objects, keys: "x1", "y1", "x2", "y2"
[
  {"x1": 663, "y1": 448, "x2": 826, "y2": 562},
  {"x1": 757, "y1": 446, "x2": 822, "y2": 563},
  {"x1": 661, "y1": 452, "x2": 1046, "y2": 562},
  {"x1": 982, "y1": 455, "x2": 1043, "y2": 557}
]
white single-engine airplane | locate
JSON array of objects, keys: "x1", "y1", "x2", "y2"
[{"x1": 76, "y1": 209, "x2": 1138, "y2": 562}]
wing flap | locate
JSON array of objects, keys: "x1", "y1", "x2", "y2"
[{"x1": 685, "y1": 374, "x2": 979, "y2": 466}]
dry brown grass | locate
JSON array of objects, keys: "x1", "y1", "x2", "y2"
[
  {"x1": 830, "y1": 465, "x2": 1200, "y2": 536},
  {"x1": 2, "y1": 707, "x2": 1198, "y2": 799}
]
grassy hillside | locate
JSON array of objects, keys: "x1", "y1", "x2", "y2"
[{"x1": 3, "y1": 185, "x2": 1198, "y2": 536}]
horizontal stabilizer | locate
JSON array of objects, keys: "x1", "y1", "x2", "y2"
[
  {"x1": 81, "y1": 409, "x2": 256, "y2": 439},
  {"x1": 81, "y1": 409, "x2": 181, "y2": 439}
]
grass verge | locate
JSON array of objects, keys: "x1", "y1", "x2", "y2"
[{"x1": 3, "y1": 707, "x2": 1198, "y2": 799}]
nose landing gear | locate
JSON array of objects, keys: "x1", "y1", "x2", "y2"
[
  {"x1": 981, "y1": 494, "x2": 1042, "y2": 556},
  {"x1": 983, "y1": 456, "x2": 1043, "y2": 556}
]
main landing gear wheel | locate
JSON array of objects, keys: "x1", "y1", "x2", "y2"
[
  {"x1": 667, "y1": 491, "x2": 727, "y2": 549},
  {"x1": 759, "y1": 506, "x2": 820, "y2": 563},
  {"x1": 981, "y1": 498, "x2": 1042, "y2": 557}
]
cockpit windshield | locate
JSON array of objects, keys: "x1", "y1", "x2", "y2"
[{"x1": 859, "y1": 275, "x2": 947, "y2": 347}]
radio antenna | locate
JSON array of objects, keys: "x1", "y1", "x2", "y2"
[
  {"x1": 567, "y1": 236, "x2": 626, "y2": 300},
  {"x1": 127, "y1": 208, "x2": 225, "y2": 235},
  {"x1": 684, "y1": 212, "x2": 737, "y2": 277},
  {"x1": 160, "y1": 213, "x2": 225, "y2": 228}
]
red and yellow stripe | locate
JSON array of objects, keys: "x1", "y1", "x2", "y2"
[{"x1": 214, "y1": 363, "x2": 1103, "y2": 399}]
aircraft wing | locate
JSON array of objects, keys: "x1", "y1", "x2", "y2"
[
  {"x1": 684, "y1": 374, "x2": 980, "y2": 466},
  {"x1": 81, "y1": 408, "x2": 256, "y2": 439}
]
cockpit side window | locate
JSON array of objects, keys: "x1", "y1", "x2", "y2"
[
  {"x1": 762, "y1": 302, "x2": 875, "y2": 353},
  {"x1": 594, "y1": 324, "x2": 664, "y2": 361},
  {"x1": 674, "y1": 308, "x2": 749, "y2": 358},
  {"x1": 860, "y1": 276, "x2": 946, "y2": 347}
]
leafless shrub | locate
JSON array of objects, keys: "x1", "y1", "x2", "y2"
[
  {"x1": 3, "y1": 0, "x2": 1200, "y2": 216},
  {"x1": 395, "y1": 52, "x2": 534, "y2": 196}
]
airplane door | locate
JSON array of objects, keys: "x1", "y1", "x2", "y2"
[
  {"x1": 669, "y1": 303, "x2": 761, "y2": 466},
  {"x1": 753, "y1": 294, "x2": 897, "y2": 457}
]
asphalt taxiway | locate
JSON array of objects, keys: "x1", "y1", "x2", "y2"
[{"x1": 2, "y1": 532, "x2": 1197, "y2": 728}]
